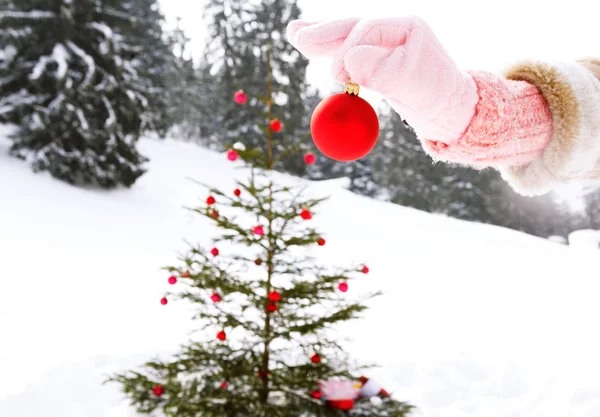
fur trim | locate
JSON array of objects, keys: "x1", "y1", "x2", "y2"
[
  {"x1": 503, "y1": 61, "x2": 580, "y2": 175},
  {"x1": 497, "y1": 60, "x2": 600, "y2": 195}
]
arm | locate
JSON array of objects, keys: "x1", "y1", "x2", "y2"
[
  {"x1": 287, "y1": 18, "x2": 600, "y2": 196},
  {"x1": 424, "y1": 60, "x2": 600, "y2": 196}
]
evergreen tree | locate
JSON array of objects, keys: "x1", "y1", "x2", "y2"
[
  {"x1": 109, "y1": 47, "x2": 413, "y2": 417},
  {"x1": 165, "y1": 18, "x2": 214, "y2": 145},
  {"x1": 0, "y1": 0, "x2": 147, "y2": 188},
  {"x1": 201, "y1": 0, "x2": 315, "y2": 176},
  {"x1": 126, "y1": 0, "x2": 178, "y2": 137}
]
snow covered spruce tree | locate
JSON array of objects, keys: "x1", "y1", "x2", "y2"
[
  {"x1": 126, "y1": 0, "x2": 179, "y2": 137},
  {"x1": 109, "y1": 48, "x2": 414, "y2": 417},
  {"x1": 0, "y1": 0, "x2": 148, "y2": 188}
]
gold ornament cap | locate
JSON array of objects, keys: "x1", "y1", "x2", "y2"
[{"x1": 344, "y1": 81, "x2": 360, "y2": 96}]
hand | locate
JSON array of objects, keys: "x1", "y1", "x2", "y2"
[{"x1": 286, "y1": 17, "x2": 479, "y2": 144}]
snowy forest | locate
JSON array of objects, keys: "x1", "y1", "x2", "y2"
[{"x1": 1, "y1": 0, "x2": 599, "y2": 238}]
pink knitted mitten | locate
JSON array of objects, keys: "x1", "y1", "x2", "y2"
[{"x1": 287, "y1": 17, "x2": 479, "y2": 144}]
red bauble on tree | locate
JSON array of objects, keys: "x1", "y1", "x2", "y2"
[
  {"x1": 233, "y1": 188, "x2": 241, "y2": 197},
  {"x1": 210, "y1": 209, "x2": 219, "y2": 219},
  {"x1": 210, "y1": 247, "x2": 219, "y2": 257},
  {"x1": 311, "y1": 353, "x2": 321, "y2": 364},
  {"x1": 181, "y1": 270, "x2": 191, "y2": 278},
  {"x1": 300, "y1": 208, "x2": 312, "y2": 220},
  {"x1": 234, "y1": 89, "x2": 247, "y2": 104},
  {"x1": 269, "y1": 118, "x2": 283, "y2": 132},
  {"x1": 338, "y1": 282, "x2": 349, "y2": 293},
  {"x1": 253, "y1": 225, "x2": 264, "y2": 236},
  {"x1": 266, "y1": 302, "x2": 278, "y2": 313},
  {"x1": 210, "y1": 293, "x2": 222, "y2": 303},
  {"x1": 206, "y1": 196, "x2": 216, "y2": 205},
  {"x1": 160, "y1": 297, "x2": 168, "y2": 305},
  {"x1": 254, "y1": 258, "x2": 263, "y2": 266},
  {"x1": 268, "y1": 291, "x2": 281, "y2": 302},
  {"x1": 217, "y1": 330, "x2": 227, "y2": 341},
  {"x1": 152, "y1": 384, "x2": 165, "y2": 396},
  {"x1": 168, "y1": 275, "x2": 177, "y2": 285},
  {"x1": 310, "y1": 82, "x2": 379, "y2": 162},
  {"x1": 226, "y1": 149, "x2": 238, "y2": 161},
  {"x1": 317, "y1": 238, "x2": 326, "y2": 246},
  {"x1": 220, "y1": 381, "x2": 228, "y2": 389},
  {"x1": 304, "y1": 152, "x2": 316, "y2": 165},
  {"x1": 362, "y1": 265, "x2": 369, "y2": 274}
]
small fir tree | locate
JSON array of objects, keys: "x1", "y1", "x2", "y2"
[{"x1": 109, "y1": 47, "x2": 414, "y2": 417}]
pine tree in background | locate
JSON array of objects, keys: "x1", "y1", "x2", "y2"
[
  {"x1": 165, "y1": 17, "x2": 215, "y2": 144},
  {"x1": 109, "y1": 47, "x2": 413, "y2": 417},
  {"x1": 201, "y1": 0, "x2": 316, "y2": 176},
  {"x1": 126, "y1": 0, "x2": 178, "y2": 137},
  {"x1": 0, "y1": 0, "x2": 147, "y2": 187}
]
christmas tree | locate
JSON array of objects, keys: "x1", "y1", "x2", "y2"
[
  {"x1": 0, "y1": 0, "x2": 148, "y2": 188},
  {"x1": 109, "y1": 47, "x2": 414, "y2": 417}
]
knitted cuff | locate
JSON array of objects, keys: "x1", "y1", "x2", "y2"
[{"x1": 420, "y1": 70, "x2": 553, "y2": 170}]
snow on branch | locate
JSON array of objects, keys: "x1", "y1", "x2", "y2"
[
  {"x1": 102, "y1": 96, "x2": 116, "y2": 128},
  {"x1": 30, "y1": 44, "x2": 70, "y2": 81},
  {"x1": 67, "y1": 41, "x2": 95, "y2": 87},
  {"x1": 87, "y1": 22, "x2": 113, "y2": 39},
  {"x1": 0, "y1": 11, "x2": 55, "y2": 20}
]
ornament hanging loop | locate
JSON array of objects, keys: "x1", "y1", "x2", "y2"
[{"x1": 344, "y1": 81, "x2": 360, "y2": 96}]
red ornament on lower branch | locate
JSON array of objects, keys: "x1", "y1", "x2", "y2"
[
  {"x1": 152, "y1": 384, "x2": 165, "y2": 396},
  {"x1": 310, "y1": 82, "x2": 379, "y2": 162}
]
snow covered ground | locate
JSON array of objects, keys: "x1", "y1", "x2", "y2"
[{"x1": 2, "y1": 126, "x2": 600, "y2": 417}]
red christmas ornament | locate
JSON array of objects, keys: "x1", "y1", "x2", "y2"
[
  {"x1": 181, "y1": 270, "x2": 191, "y2": 278},
  {"x1": 304, "y1": 152, "x2": 316, "y2": 165},
  {"x1": 227, "y1": 149, "x2": 238, "y2": 161},
  {"x1": 329, "y1": 399, "x2": 355, "y2": 410},
  {"x1": 362, "y1": 265, "x2": 369, "y2": 274},
  {"x1": 220, "y1": 381, "x2": 228, "y2": 389},
  {"x1": 206, "y1": 195, "x2": 216, "y2": 205},
  {"x1": 300, "y1": 208, "x2": 312, "y2": 220},
  {"x1": 267, "y1": 302, "x2": 278, "y2": 313},
  {"x1": 310, "y1": 82, "x2": 379, "y2": 162},
  {"x1": 211, "y1": 293, "x2": 222, "y2": 303},
  {"x1": 168, "y1": 275, "x2": 177, "y2": 285},
  {"x1": 211, "y1": 247, "x2": 219, "y2": 257},
  {"x1": 268, "y1": 291, "x2": 281, "y2": 302},
  {"x1": 234, "y1": 90, "x2": 247, "y2": 104},
  {"x1": 217, "y1": 330, "x2": 227, "y2": 341},
  {"x1": 317, "y1": 238, "x2": 326, "y2": 246},
  {"x1": 254, "y1": 258, "x2": 263, "y2": 266},
  {"x1": 311, "y1": 353, "x2": 321, "y2": 364},
  {"x1": 234, "y1": 188, "x2": 241, "y2": 197},
  {"x1": 160, "y1": 297, "x2": 168, "y2": 305},
  {"x1": 269, "y1": 118, "x2": 283, "y2": 132},
  {"x1": 311, "y1": 390, "x2": 322, "y2": 399},
  {"x1": 210, "y1": 209, "x2": 219, "y2": 219},
  {"x1": 253, "y1": 225, "x2": 265, "y2": 236},
  {"x1": 338, "y1": 282, "x2": 349, "y2": 293},
  {"x1": 152, "y1": 384, "x2": 165, "y2": 396}
]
